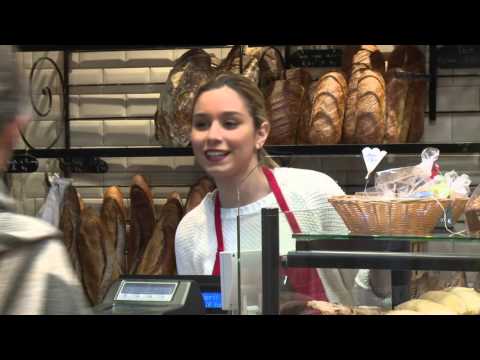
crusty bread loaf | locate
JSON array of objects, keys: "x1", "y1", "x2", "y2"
[
  {"x1": 129, "y1": 175, "x2": 155, "y2": 273},
  {"x1": 406, "y1": 77, "x2": 427, "y2": 142},
  {"x1": 395, "y1": 299, "x2": 456, "y2": 315},
  {"x1": 77, "y1": 208, "x2": 108, "y2": 305},
  {"x1": 465, "y1": 191, "x2": 480, "y2": 234},
  {"x1": 384, "y1": 68, "x2": 409, "y2": 143},
  {"x1": 342, "y1": 46, "x2": 387, "y2": 144},
  {"x1": 155, "y1": 49, "x2": 215, "y2": 146},
  {"x1": 307, "y1": 300, "x2": 354, "y2": 315},
  {"x1": 135, "y1": 195, "x2": 183, "y2": 275},
  {"x1": 158, "y1": 196, "x2": 184, "y2": 275},
  {"x1": 59, "y1": 185, "x2": 83, "y2": 280},
  {"x1": 285, "y1": 68, "x2": 313, "y2": 90},
  {"x1": 419, "y1": 290, "x2": 468, "y2": 314},
  {"x1": 218, "y1": 45, "x2": 260, "y2": 85},
  {"x1": 101, "y1": 186, "x2": 127, "y2": 274},
  {"x1": 266, "y1": 79, "x2": 305, "y2": 145},
  {"x1": 306, "y1": 72, "x2": 347, "y2": 145},
  {"x1": 185, "y1": 176, "x2": 216, "y2": 214},
  {"x1": 284, "y1": 68, "x2": 313, "y2": 145},
  {"x1": 386, "y1": 310, "x2": 421, "y2": 315},
  {"x1": 245, "y1": 46, "x2": 285, "y2": 97},
  {"x1": 352, "y1": 306, "x2": 385, "y2": 315},
  {"x1": 342, "y1": 45, "x2": 385, "y2": 80},
  {"x1": 445, "y1": 287, "x2": 480, "y2": 315},
  {"x1": 353, "y1": 70, "x2": 386, "y2": 144},
  {"x1": 388, "y1": 46, "x2": 427, "y2": 143},
  {"x1": 342, "y1": 67, "x2": 365, "y2": 143}
]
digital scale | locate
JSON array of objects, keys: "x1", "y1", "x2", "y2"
[{"x1": 95, "y1": 275, "x2": 226, "y2": 315}]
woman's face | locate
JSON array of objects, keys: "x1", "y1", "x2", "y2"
[{"x1": 191, "y1": 86, "x2": 269, "y2": 182}]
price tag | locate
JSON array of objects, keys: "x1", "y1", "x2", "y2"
[{"x1": 362, "y1": 147, "x2": 388, "y2": 180}]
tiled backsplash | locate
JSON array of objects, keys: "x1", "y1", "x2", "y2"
[{"x1": 11, "y1": 46, "x2": 480, "y2": 217}]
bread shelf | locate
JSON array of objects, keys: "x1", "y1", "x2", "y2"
[{"x1": 12, "y1": 143, "x2": 480, "y2": 160}]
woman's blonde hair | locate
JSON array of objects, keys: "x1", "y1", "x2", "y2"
[{"x1": 192, "y1": 72, "x2": 278, "y2": 168}]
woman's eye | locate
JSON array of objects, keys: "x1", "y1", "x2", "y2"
[
  {"x1": 223, "y1": 120, "x2": 238, "y2": 129},
  {"x1": 193, "y1": 120, "x2": 209, "y2": 130}
]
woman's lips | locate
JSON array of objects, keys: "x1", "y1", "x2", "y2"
[{"x1": 204, "y1": 150, "x2": 230, "y2": 162}]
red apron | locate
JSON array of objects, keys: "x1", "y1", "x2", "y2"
[{"x1": 212, "y1": 166, "x2": 328, "y2": 301}]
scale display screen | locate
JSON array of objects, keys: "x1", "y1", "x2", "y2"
[
  {"x1": 115, "y1": 281, "x2": 178, "y2": 302},
  {"x1": 201, "y1": 291, "x2": 222, "y2": 309}
]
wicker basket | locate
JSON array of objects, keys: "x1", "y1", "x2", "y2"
[{"x1": 328, "y1": 195, "x2": 452, "y2": 236}]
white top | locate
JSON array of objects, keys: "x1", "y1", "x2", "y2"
[{"x1": 175, "y1": 167, "x2": 361, "y2": 305}]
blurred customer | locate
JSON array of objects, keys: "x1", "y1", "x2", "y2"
[{"x1": 0, "y1": 45, "x2": 90, "y2": 314}]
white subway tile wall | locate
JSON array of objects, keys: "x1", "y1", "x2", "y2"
[{"x1": 11, "y1": 47, "x2": 480, "y2": 217}]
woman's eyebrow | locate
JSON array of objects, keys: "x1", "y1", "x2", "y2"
[
  {"x1": 192, "y1": 113, "x2": 210, "y2": 119},
  {"x1": 219, "y1": 111, "x2": 242, "y2": 118}
]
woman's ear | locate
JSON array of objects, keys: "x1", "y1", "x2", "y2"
[{"x1": 256, "y1": 121, "x2": 270, "y2": 149}]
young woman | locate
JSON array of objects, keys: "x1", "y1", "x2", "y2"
[{"x1": 175, "y1": 73, "x2": 383, "y2": 307}]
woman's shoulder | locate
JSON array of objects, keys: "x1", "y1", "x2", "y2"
[
  {"x1": 273, "y1": 167, "x2": 345, "y2": 196},
  {"x1": 274, "y1": 167, "x2": 339, "y2": 184}
]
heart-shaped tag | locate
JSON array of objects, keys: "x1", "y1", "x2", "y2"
[{"x1": 362, "y1": 147, "x2": 388, "y2": 180}]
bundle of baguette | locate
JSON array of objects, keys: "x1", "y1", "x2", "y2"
[
  {"x1": 60, "y1": 185, "x2": 123, "y2": 306},
  {"x1": 58, "y1": 175, "x2": 221, "y2": 306}
]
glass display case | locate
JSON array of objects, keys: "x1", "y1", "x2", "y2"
[{"x1": 233, "y1": 168, "x2": 480, "y2": 315}]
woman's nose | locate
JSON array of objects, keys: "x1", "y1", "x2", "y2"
[{"x1": 206, "y1": 120, "x2": 223, "y2": 142}]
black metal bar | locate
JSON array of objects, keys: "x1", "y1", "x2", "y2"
[
  {"x1": 17, "y1": 45, "x2": 234, "y2": 52},
  {"x1": 437, "y1": 74, "x2": 480, "y2": 78},
  {"x1": 63, "y1": 50, "x2": 71, "y2": 177},
  {"x1": 12, "y1": 142, "x2": 480, "y2": 159},
  {"x1": 391, "y1": 271, "x2": 411, "y2": 308},
  {"x1": 13, "y1": 147, "x2": 195, "y2": 158},
  {"x1": 262, "y1": 208, "x2": 280, "y2": 315},
  {"x1": 284, "y1": 46, "x2": 291, "y2": 68},
  {"x1": 429, "y1": 45, "x2": 437, "y2": 123},
  {"x1": 264, "y1": 143, "x2": 480, "y2": 156},
  {"x1": 426, "y1": 110, "x2": 480, "y2": 114},
  {"x1": 286, "y1": 251, "x2": 480, "y2": 272}
]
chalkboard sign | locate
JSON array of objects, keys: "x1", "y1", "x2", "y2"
[
  {"x1": 437, "y1": 45, "x2": 480, "y2": 68},
  {"x1": 288, "y1": 49, "x2": 342, "y2": 68}
]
